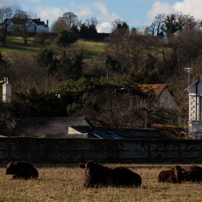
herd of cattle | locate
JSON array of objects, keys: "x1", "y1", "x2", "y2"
[{"x1": 4, "y1": 161, "x2": 202, "y2": 188}]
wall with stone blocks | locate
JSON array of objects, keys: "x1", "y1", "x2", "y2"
[{"x1": 1, "y1": 138, "x2": 202, "y2": 164}]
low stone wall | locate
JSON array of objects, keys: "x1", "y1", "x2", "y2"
[{"x1": 1, "y1": 138, "x2": 202, "y2": 164}]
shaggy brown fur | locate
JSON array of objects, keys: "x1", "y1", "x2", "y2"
[
  {"x1": 183, "y1": 165, "x2": 202, "y2": 182},
  {"x1": 158, "y1": 166, "x2": 184, "y2": 183},
  {"x1": 6, "y1": 161, "x2": 38, "y2": 179},
  {"x1": 79, "y1": 161, "x2": 142, "y2": 188}
]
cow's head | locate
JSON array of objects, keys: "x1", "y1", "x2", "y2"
[
  {"x1": 6, "y1": 161, "x2": 16, "y2": 174},
  {"x1": 84, "y1": 161, "x2": 99, "y2": 179},
  {"x1": 80, "y1": 161, "x2": 100, "y2": 187},
  {"x1": 173, "y1": 166, "x2": 184, "y2": 182}
]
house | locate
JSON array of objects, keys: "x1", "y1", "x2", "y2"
[
  {"x1": 5, "y1": 18, "x2": 49, "y2": 33},
  {"x1": 185, "y1": 76, "x2": 202, "y2": 139},
  {"x1": 138, "y1": 84, "x2": 180, "y2": 111},
  {"x1": 10, "y1": 117, "x2": 176, "y2": 139}
]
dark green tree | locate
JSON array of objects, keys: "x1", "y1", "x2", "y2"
[
  {"x1": 7, "y1": 88, "x2": 67, "y2": 124},
  {"x1": 79, "y1": 17, "x2": 98, "y2": 40},
  {"x1": 104, "y1": 56, "x2": 121, "y2": 77},
  {"x1": 57, "y1": 30, "x2": 78, "y2": 51},
  {"x1": 56, "y1": 51, "x2": 83, "y2": 80},
  {"x1": 37, "y1": 48, "x2": 58, "y2": 74}
]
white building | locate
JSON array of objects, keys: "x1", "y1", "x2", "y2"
[
  {"x1": 5, "y1": 18, "x2": 49, "y2": 33},
  {"x1": 1, "y1": 77, "x2": 11, "y2": 103},
  {"x1": 185, "y1": 76, "x2": 202, "y2": 139}
]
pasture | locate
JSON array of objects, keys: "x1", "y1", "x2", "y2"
[{"x1": 0, "y1": 164, "x2": 202, "y2": 202}]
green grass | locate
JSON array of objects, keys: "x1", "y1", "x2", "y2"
[
  {"x1": 0, "y1": 37, "x2": 105, "y2": 60},
  {"x1": 1, "y1": 164, "x2": 202, "y2": 201},
  {"x1": 0, "y1": 37, "x2": 40, "y2": 55}
]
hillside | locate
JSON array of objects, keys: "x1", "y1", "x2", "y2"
[{"x1": 0, "y1": 37, "x2": 105, "y2": 60}]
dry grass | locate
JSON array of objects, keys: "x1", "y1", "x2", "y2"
[{"x1": 0, "y1": 164, "x2": 202, "y2": 202}]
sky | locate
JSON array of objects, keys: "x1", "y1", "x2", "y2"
[{"x1": 1, "y1": 0, "x2": 202, "y2": 33}]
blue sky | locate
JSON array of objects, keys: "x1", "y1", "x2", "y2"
[{"x1": 1, "y1": 0, "x2": 202, "y2": 33}]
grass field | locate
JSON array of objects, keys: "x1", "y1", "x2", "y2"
[
  {"x1": 0, "y1": 163, "x2": 202, "y2": 202},
  {"x1": 0, "y1": 37, "x2": 105, "y2": 60}
]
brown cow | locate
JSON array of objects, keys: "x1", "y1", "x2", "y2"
[
  {"x1": 6, "y1": 161, "x2": 38, "y2": 179},
  {"x1": 183, "y1": 165, "x2": 202, "y2": 182},
  {"x1": 158, "y1": 166, "x2": 184, "y2": 183},
  {"x1": 79, "y1": 161, "x2": 142, "y2": 188}
]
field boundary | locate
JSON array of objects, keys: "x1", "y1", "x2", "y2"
[{"x1": 1, "y1": 138, "x2": 202, "y2": 164}]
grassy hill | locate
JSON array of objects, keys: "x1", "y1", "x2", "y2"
[{"x1": 0, "y1": 37, "x2": 105, "y2": 61}]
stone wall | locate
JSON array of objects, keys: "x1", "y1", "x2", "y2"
[{"x1": 1, "y1": 138, "x2": 202, "y2": 164}]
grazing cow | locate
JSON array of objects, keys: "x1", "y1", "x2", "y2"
[
  {"x1": 79, "y1": 161, "x2": 142, "y2": 188},
  {"x1": 183, "y1": 165, "x2": 202, "y2": 182},
  {"x1": 158, "y1": 165, "x2": 184, "y2": 183},
  {"x1": 6, "y1": 161, "x2": 38, "y2": 179}
]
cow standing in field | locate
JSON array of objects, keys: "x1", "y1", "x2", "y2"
[
  {"x1": 6, "y1": 161, "x2": 38, "y2": 179},
  {"x1": 183, "y1": 165, "x2": 202, "y2": 182},
  {"x1": 158, "y1": 166, "x2": 184, "y2": 183},
  {"x1": 79, "y1": 161, "x2": 142, "y2": 188}
]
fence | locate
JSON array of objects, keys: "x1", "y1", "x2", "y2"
[{"x1": 1, "y1": 138, "x2": 202, "y2": 164}]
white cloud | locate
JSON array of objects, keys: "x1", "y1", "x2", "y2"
[
  {"x1": 36, "y1": 7, "x2": 63, "y2": 26},
  {"x1": 147, "y1": 0, "x2": 202, "y2": 21},
  {"x1": 174, "y1": 0, "x2": 202, "y2": 20},
  {"x1": 97, "y1": 22, "x2": 113, "y2": 33},
  {"x1": 70, "y1": 1, "x2": 122, "y2": 33},
  {"x1": 147, "y1": 1, "x2": 174, "y2": 19},
  {"x1": 93, "y1": 2, "x2": 122, "y2": 22},
  {"x1": 0, "y1": 0, "x2": 21, "y2": 10},
  {"x1": 70, "y1": 3, "x2": 93, "y2": 18}
]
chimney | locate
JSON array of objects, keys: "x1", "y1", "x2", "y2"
[
  {"x1": 47, "y1": 20, "x2": 49, "y2": 27},
  {"x1": 2, "y1": 77, "x2": 11, "y2": 103}
]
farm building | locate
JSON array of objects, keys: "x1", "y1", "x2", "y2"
[{"x1": 10, "y1": 117, "x2": 176, "y2": 140}]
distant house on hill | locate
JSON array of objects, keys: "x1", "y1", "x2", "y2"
[
  {"x1": 5, "y1": 18, "x2": 49, "y2": 33},
  {"x1": 137, "y1": 84, "x2": 180, "y2": 111}
]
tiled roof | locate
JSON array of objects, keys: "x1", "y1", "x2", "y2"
[{"x1": 138, "y1": 84, "x2": 167, "y2": 96}]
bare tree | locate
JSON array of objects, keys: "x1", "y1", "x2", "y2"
[
  {"x1": 51, "y1": 18, "x2": 70, "y2": 34},
  {"x1": 170, "y1": 28, "x2": 202, "y2": 68},
  {"x1": 6, "y1": 52, "x2": 57, "y2": 93},
  {"x1": 0, "y1": 7, "x2": 13, "y2": 46},
  {"x1": 105, "y1": 27, "x2": 153, "y2": 73},
  {"x1": 51, "y1": 12, "x2": 79, "y2": 34},
  {"x1": 62, "y1": 12, "x2": 78, "y2": 27},
  {"x1": 147, "y1": 13, "x2": 198, "y2": 39},
  {"x1": 11, "y1": 10, "x2": 31, "y2": 44},
  {"x1": 75, "y1": 89, "x2": 177, "y2": 128}
]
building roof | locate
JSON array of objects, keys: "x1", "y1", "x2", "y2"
[
  {"x1": 89, "y1": 128, "x2": 176, "y2": 140},
  {"x1": 5, "y1": 18, "x2": 48, "y2": 27},
  {"x1": 184, "y1": 76, "x2": 202, "y2": 91},
  {"x1": 138, "y1": 84, "x2": 167, "y2": 96},
  {"x1": 10, "y1": 117, "x2": 176, "y2": 140},
  {"x1": 10, "y1": 117, "x2": 91, "y2": 138},
  {"x1": 115, "y1": 128, "x2": 176, "y2": 140}
]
